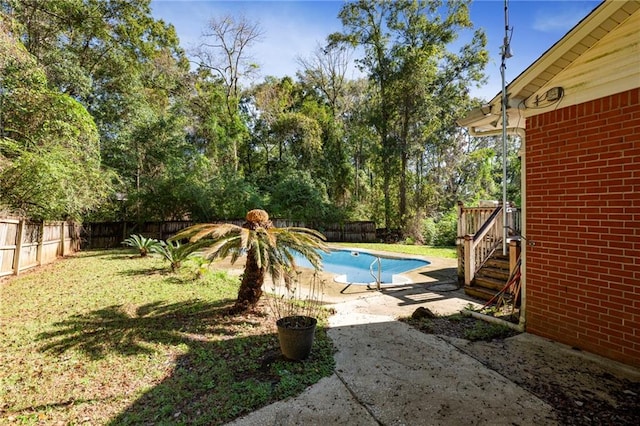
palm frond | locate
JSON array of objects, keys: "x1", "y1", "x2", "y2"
[
  {"x1": 170, "y1": 223, "x2": 242, "y2": 243},
  {"x1": 198, "y1": 236, "x2": 240, "y2": 261},
  {"x1": 169, "y1": 223, "x2": 213, "y2": 241},
  {"x1": 207, "y1": 223, "x2": 243, "y2": 240},
  {"x1": 239, "y1": 227, "x2": 250, "y2": 250},
  {"x1": 252, "y1": 236, "x2": 268, "y2": 269},
  {"x1": 267, "y1": 227, "x2": 327, "y2": 270},
  {"x1": 283, "y1": 227, "x2": 328, "y2": 241},
  {"x1": 169, "y1": 213, "x2": 328, "y2": 313}
]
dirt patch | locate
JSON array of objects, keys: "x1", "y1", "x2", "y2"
[{"x1": 404, "y1": 315, "x2": 640, "y2": 425}]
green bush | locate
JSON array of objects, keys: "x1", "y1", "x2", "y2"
[
  {"x1": 422, "y1": 218, "x2": 437, "y2": 245},
  {"x1": 268, "y1": 171, "x2": 331, "y2": 222},
  {"x1": 193, "y1": 173, "x2": 265, "y2": 222},
  {"x1": 422, "y1": 210, "x2": 457, "y2": 247},
  {"x1": 154, "y1": 240, "x2": 200, "y2": 272},
  {"x1": 434, "y1": 210, "x2": 457, "y2": 246},
  {"x1": 121, "y1": 234, "x2": 161, "y2": 257},
  {"x1": 463, "y1": 321, "x2": 516, "y2": 341}
]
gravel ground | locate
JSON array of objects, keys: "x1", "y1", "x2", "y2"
[{"x1": 404, "y1": 315, "x2": 640, "y2": 426}]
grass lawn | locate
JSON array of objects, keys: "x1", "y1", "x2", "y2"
[
  {"x1": 0, "y1": 250, "x2": 334, "y2": 425},
  {"x1": 332, "y1": 242, "x2": 457, "y2": 259}
]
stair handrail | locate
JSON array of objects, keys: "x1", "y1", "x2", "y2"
[
  {"x1": 463, "y1": 205, "x2": 504, "y2": 285},
  {"x1": 471, "y1": 206, "x2": 502, "y2": 243}
]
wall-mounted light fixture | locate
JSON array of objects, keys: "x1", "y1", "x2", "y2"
[
  {"x1": 480, "y1": 104, "x2": 492, "y2": 116},
  {"x1": 528, "y1": 86, "x2": 565, "y2": 108},
  {"x1": 545, "y1": 86, "x2": 564, "y2": 102}
]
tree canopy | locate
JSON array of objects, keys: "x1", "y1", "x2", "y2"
[
  {"x1": 0, "y1": 12, "x2": 110, "y2": 219},
  {"x1": 1, "y1": 0, "x2": 520, "y2": 243}
]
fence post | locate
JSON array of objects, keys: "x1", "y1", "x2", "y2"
[
  {"x1": 457, "y1": 201, "x2": 465, "y2": 237},
  {"x1": 509, "y1": 239, "x2": 520, "y2": 274},
  {"x1": 60, "y1": 221, "x2": 66, "y2": 257},
  {"x1": 464, "y1": 234, "x2": 474, "y2": 286},
  {"x1": 36, "y1": 221, "x2": 44, "y2": 266},
  {"x1": 13, "y1": 220, "x2": 24, "y2": 276}
]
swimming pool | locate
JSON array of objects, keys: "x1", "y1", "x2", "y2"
[{"x1": 294, "y1": 249, "x2": 430, "y2": 285}]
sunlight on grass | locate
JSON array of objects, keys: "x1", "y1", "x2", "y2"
[
  {"x1": 332, "y1": 242, "x2": 457, "y2": 258},
  {"x1": 0, "y1": 249, "x2": 335, "y2": 425}
]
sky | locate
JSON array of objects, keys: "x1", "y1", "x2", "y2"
[{"x1": 150, "y1": 0, "x2": 602, "y2": 101}]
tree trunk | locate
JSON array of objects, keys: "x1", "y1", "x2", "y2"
[
  {"x1": 383, "y1": 169, "x2": 392, "y2": 231},
  {"x1": 232, "y1": 248, "x2": 265, "y2": 312},
  {"x1": 399, "y1": 150, "x2": 408, "y2": 224}
]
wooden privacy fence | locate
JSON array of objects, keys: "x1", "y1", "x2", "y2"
[
  {"x1": 0, "y1": 218, "x2": 375, "y2": 276},
  {"x1": 82, "y1": 220, "x2": 377, "y2": 249},
  {"x1": 0, "y1": 219, "x2": 81, "y2": 277},
  {"x1": 81, "y1": 221, "x2": 193, "y2": 249}
]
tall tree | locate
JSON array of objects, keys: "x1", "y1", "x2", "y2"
[
  {"x1": 4, "y1": 0, "x2": 193, "y2": 221},
  {"x1": 329, "y1": 0, "x2": 487, "y2": 232},
  {"x1": 297, "y1": 44, "x2": 353, "y2": 119},
  {"x1": 297, "y1": 44, "x2": 354, "y2": 205},
  {"x1": 185, "y1": 69, "x2": 230, "y2": 164},
  {"x1": 329, "y1": 0, "x2": 397, "y2": 229},
  {"x1": 246, "y1": 76, "x2": 298, "y2": 179},
  {"x1": 4, "y1": 0, "x2": 188, "y2": 109},
  {"x1": 0, "y1": 14, "x2": 110, "y2": 219},
  {"x1": 193, "y1": 14, "x2": 263, "y2": 173}
]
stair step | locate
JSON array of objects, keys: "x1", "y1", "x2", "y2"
[
  {"x1": 464, "y1": 285, "x2": 498, "y2": 301},
  {"x1": 484, "y1": 258, "x2": 510, "y2": 269},
  {"x1": 476, "y1": 267, "x2": 510, "y2": 281},
  {"x1": 473, "y1": 275, "x2": 508, "y2": 291}
]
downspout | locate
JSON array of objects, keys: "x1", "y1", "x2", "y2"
[{"x1": 462, "y1": 309, "x2": 524, "y2": 332}]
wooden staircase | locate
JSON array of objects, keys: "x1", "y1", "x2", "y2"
[
  {"x1": 457, "y1": 201, "x2": 522, "y2": 302},
  {"x1": 465, "y1": 251, "x2": 510, "y2": 301}
]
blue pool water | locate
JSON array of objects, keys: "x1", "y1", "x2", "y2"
[{"x1": 294, "y1": 249, "x2": 430, "y2": 285}]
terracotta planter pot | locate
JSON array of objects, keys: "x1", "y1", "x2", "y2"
[{"x1": 276, "y1": 315, "x2": 317, "y2": 361}]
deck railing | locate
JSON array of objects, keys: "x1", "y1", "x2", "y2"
[{"x1": 457, "y1": 202, "x2": 521, "y2": 285}]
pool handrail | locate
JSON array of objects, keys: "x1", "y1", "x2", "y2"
[{"x1": 369, "y1": 257, "x2": 382, "y2": 290}]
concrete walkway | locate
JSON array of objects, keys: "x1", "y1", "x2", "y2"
[
  {"x1": 228, "y1": 255, "x2": 562, "y2": 425},
  {"x1": 229, "y1": 296, "x2": 558, "y2": 425},
  {"x1": 227, "y1": 254, "x2": 639, "y2": 425}
]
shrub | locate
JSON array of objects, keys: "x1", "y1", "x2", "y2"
[
  {"x1": 421, "y1": 210, "x2": 457, "y2": 247},
  {"x1": 268, "y1": 172, "x2": 330, "y2": 222},
  {"x1": 154, "y1": 240, "x2": 200, "y2": 272},
  {"x1": 434, "y1": 210, "x2": 457, "y2": 246},
  {"x1": 463, "y1": 321, "x2": 517, "y2": 341},
  {"x1": 121, "y1": 234, "x2": 161, "y2": 257},
  {"x1": 403, "y1": 213, "x2": 425, "y2": 245},
  {"x1": 422, "y1": 217, "x2": 437, "y2": 245}
]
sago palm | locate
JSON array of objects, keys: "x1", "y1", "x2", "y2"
[
  {"x1": 170, "y1": 209, "x2": 328, "y2": 313},
  {"x1": 121, "y1": 234, "x2": 160, "y2": 257}
]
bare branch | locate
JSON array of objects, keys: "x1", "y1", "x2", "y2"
[
  {"x1": 296, "y1": 43, "x2": 353, "y2": 118},
  {"x1": 192, "y1": 14, "x2": 264, "y2": 97}
]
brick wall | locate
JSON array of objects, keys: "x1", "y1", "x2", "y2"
[{"x1": 525, "y1": 88, "x2": 640, "y2": 367}]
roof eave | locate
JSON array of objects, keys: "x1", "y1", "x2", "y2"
[{"x1": 459, "y1": 0, "x2": 637, "y2": 132}]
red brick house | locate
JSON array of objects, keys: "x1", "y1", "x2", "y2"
[{"x1": 460, "y1": 0, "x2": 639, "y2": 367}]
